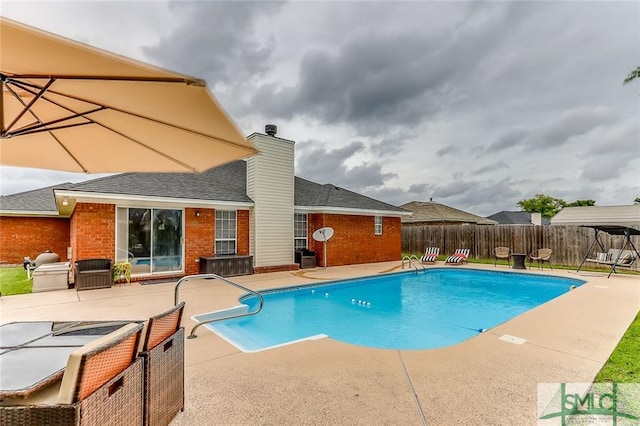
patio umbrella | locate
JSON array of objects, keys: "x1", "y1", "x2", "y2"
[{"x1": 0, "y1": 17, "x2": 258, "y2": 173}]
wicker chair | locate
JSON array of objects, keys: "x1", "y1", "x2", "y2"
[
  {"x1": 0, "y1": 323, "x2": 144, "y2": 426},
  {"x1": 139, "y1": 302, "x2": 185, "y2": 426},
  {"x1": 75, "y1": 259, "x2": 113, "y2": 291},
  {"x1": 492, "y1": 247, "x2": 511, "y2": 267},
  {"x1": 530, "y1": 248, "x2": 553, "y2": 270}
]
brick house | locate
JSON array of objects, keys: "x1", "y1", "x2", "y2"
[{"x1": 0, "y1": 130, "x2": 410, "y2": 280}]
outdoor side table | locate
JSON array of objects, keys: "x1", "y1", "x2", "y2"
[
  {"x1": 511, "y1": 253, "x2": 527, "y2": 270},
  {"x1": 0, "y1": 321, "x2": 131, "y2": 399}
]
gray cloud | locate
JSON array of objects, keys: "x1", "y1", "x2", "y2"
[
  {"x1": 536, "y1": 107, "x2": 617, "y2": 148},
  {"x1": 142, "y1": 2, "x2": 282, "y2": 84},
  {"x1": 295, "y1": 140, "x2": 396, "y2": 191},
  {"x1": 472, "y1": 161, "x2": 509, "y2": 176},
  {"x1": 578, "y1": 124, "x2": 640, "y2": 182},
  {"x1": 1, "y1": 1, "x2": 638, "y2": 217},
  {"x1": 483, "y1": 129, "x2": 529, "y2": 154},
  {"x1": 437, "y1": 145, "x2": 461, "y2": 157}
]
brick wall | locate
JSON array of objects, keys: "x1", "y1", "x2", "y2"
[
  {"x1": 185, "y1": 208, "x2": 214, "y2": 275},
  {"x1": 184, "y1": 208, "x2": 251, "y2": 275},
  {"x1": 307, "y1": 214, "x2": 401, "y2": 267},
  {"x1": 70, "y1": 203, "x2": 115, "y2": 262},
  {"x1": 237, "y1": 210, "x2": 250, "y2": 256},
  {"x1": 0, "y1": 217, "x2": 70, "y2": 264}
]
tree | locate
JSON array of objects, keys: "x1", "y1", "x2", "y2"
[
  {"x1": 634, "y1": 197, "x2": 640, "y2": 204},
  {"x1": 623, "y1": 66, "x2": 640, "y2": 85},
  {"x1": 517, "y1": 194, "x2": 567, "y2": 218},
  {"x1": 566, "y1": 200, "x2": 596, "y2": 207}
]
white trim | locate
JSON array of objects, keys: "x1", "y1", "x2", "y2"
[
  {"x1": 54, "y1": 190, "x2": 254, "y2": 209},
  {"x1": 374, "y1": 216, "x2": 383, "y2": 235},
  {"x1": 295, "y1": 205, "x2": 411, "y2": 217},
  {"x1": 0, "y1": 210, "x2": 62, "y2": 217}
]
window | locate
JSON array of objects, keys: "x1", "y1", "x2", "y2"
[
  {"x1": 374, "y1": 216, "x2": 383, "y2": 235},
  {"x1": 294, "y1": 213, "x2": 308, "y2": 250},
  {"x1": 215, "y1": 210, "x2": 237, "y2": 255}
]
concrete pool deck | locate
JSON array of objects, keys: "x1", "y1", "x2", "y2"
[{"x1": 1, "y1": 262, "x2": 638, "y2": 425}]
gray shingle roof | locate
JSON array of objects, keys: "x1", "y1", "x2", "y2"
[
  {"x1": 0, "y1": 183, "x2": 73, "y2": 212},
  {"x1": 487, "y1": 211, "x2": 550, "y2": 225},
  {"x1": 401, "y1": 201, "x2": 497, "y2": 225},
  {"x1": 2, "y1": 162, "x2": 406, "y2": 215},
  {"x1": 294, "y1": 177, "x2": 407, "y2": 212},
  {"x1": 69, "y1": 161, "x2": 252, "y2": 203}
]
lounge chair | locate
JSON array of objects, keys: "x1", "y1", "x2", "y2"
[
  {"x1": 421, "y1": 247, "x2": 440, "y2": 263},
  {"x1": 445, "y1": 249, "x2": 470, "y2": 265},
  {"x1": 530, "y1": 248, "x2": 552, "y2": 270},
  {"x1": 139, "y1": 302, "x2": 185, "y2": 426},
  {"x1": 0, "y1": 323, "x2": 144, "y2": 426},
  {"x1": 492, "y1": 247, "x2": 511, "y2": 267}
]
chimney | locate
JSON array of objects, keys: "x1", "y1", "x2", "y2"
[
  {"x1": 531, "y1": 212, "x2": 542, "y2": 226},
  {"x1": 265, "y1": 124, "x2": 277, "y2": 136}
]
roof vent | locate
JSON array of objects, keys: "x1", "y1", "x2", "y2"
[{"x1": 265, "y1": 124, "x2": 277, "y2": 136}]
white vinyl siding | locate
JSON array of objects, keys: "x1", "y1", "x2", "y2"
[{"x1": 246, "y1": 133, "x2": 295, "y2": 267}]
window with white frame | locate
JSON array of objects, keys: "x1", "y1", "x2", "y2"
[
  {"x1": 215, "y1": 210, "x2": 237, "y2": 255},
  {"x1": 374, "y1": 216, "x2": 383, "y2": 235},
  {"x1": 294, "y1": 213, "x2": 308, "y2": 250}
]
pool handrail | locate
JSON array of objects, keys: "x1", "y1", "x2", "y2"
[
  {"x1": 401, "y1": 255, "x2": 425, "y2": 271},
  {"x1": 173, "y1": 273, "x2": 264, "y2": 339}
]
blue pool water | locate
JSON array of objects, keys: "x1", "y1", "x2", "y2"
[{"x1": 196, "y1": 269, "x2": 584, "y2": 352}]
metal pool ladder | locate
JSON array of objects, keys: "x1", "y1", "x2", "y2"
[
  {"x1": 401, "y1": 255, "x2": 425, "y2": 271},
  {"x1": 174, "y1": 273, "x2": 264, "y2": 339}
]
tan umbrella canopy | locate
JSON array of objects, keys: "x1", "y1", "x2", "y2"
[{"x1": 0, "y1": 17, "x2": 258, "y2": 173}]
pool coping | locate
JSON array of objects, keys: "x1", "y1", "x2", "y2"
[{"x1": 192, "y1": 267, "x2": 588, "y2": 353}]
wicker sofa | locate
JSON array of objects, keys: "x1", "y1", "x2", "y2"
[
  {"x1": 0, "y1": 323, "x2": 144, "y2": 426},
  {"x1": 74, "y1": 259, "x2": 113, "y2": 291}
]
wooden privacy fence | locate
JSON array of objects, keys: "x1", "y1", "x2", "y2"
[{"x1": 402, "y1": 224, "x2": 640, "y2": 269}]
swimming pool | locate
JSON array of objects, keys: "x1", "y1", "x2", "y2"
[{"x1": 194, "y1": 268, "x2": 584, "y2": 352}]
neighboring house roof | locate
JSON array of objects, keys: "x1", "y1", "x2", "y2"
[
  {"x1": 1, "y1": 162, "x2": 407, "y2": 216},
  {"x1": 0, "y1": 183, "x2": 73, "y2": 215},
  {"x1": 551, "y1": 205, "x2": 640, "y2": 229},
  {"x1": 487, "y1": 211, "x2": 550, "y2": 225},
  {"x1": 400, "y1": 201, "x2": 497, "y2": 225},
  {"x1": 295, "y1": 177, "x2": 408, "y2": 215}
]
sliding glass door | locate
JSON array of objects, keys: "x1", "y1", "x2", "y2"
[{"x1": 116, "y1": 207, "x2": 183, "y2": 275}]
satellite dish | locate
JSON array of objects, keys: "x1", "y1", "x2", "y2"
[
  {"x1": 312, "y1": 227, "x2": 334, "y2": 269},
  {"x1": 312, "y1": 227, "x2": 334, "y2": 242}
]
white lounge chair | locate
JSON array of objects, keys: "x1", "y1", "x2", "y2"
[{"x1": 445, "y1": 249, "x2": 469, "y2": 265}]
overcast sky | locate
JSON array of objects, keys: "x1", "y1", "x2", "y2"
[{"x1": 2, "y1": 1, "x2": 639, "y2": 216}]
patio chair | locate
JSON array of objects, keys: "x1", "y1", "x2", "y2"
[
  {"x1": 0, "y1": 323, "x2": 144, "y2": 426},
  {"x1": 530, "y1": 248, "x2": 553, "y2": 270},
  {"x1": 492, "y1": 247, "x2": 511, "y2": 267},
  {"x1": 445, "y1": 249, "x2": 470, "y2": 265},
  {"x1": 139, "y1": 302, "x2": 185, "y2": 426},
  {"x1": 421, "y1": 247, "x2": 440, "y2": 263},
  {"x1": 74, "y1": 259, "x2": 113, "y2": 291}
]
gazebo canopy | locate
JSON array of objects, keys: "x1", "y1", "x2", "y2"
[{"x1": 580, "y1": 225, "x2": 640, "y2": 236}]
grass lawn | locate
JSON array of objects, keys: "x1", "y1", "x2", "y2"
[
  {"x1": 0, "y1": 266, "x2": 32, "y2": 296},
  {"x1": 595, "y1": 311, "x2": 640, "y2": 383}
]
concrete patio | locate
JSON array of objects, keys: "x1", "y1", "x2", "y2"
[{"x1": 1, "y1": 262, "x2": 638, "y2": 425}]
